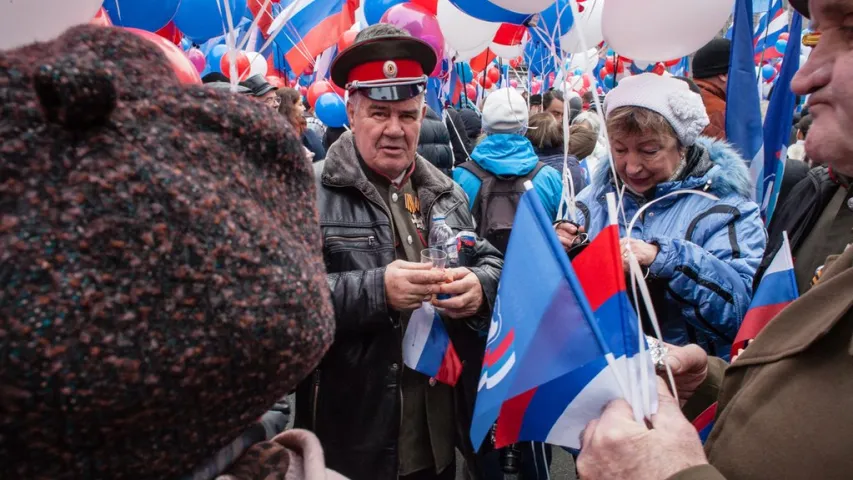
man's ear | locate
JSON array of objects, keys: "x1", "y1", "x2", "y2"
[
  {"x1": 719, "y1": 73, "x2": 728, "y2": 83},
  {"x1": 421, "y1": 103, "x2": 427, "y2": 120},
  {"x1": 346, "y1": 99, "x2": 357, "y2": 130}
]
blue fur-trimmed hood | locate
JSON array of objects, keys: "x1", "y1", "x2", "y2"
[{"x1": 591, "y1": 136, "x2": 752, "y2": 198}]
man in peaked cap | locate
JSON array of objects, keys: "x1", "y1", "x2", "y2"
[
  {"x1": 297, "y1": 24, "x2": 503, "y2": 480},
  {"x1": 576, "y1": 1, "x2": 853, "y2": 479}
]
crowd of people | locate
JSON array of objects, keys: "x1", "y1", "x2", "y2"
[{"x1": 1, "y1": 0, "x2": 853, "y2": 479}]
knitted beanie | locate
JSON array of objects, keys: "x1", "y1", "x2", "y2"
[
  {"x1": 0, "y1": 25, "x2": 333, "y2": 479},
  {"x1": 692, "y1": 38, "x2": 731, "y2": 79},
  {"x1": 604, "y1": 73, "x2": 710, "y2": 146},
  {"x1": 482, "y1": 87, "x2": 529, "y2": 134}
]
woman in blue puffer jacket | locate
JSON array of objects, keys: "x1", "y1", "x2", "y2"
[{"x1": 558, "y1": 74, "x2": 767, "y2": 359}]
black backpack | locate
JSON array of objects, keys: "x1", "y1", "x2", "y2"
[{"x1": 458, "y1": 161, "x2": 547, "y2": 254}]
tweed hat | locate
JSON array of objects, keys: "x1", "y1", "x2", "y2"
[{"x1": 0, "y1": 25, "x2": 333, "y2": 479}]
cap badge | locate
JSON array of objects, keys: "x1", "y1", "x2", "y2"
[{"x1": 383, "y1": 60, "x2": 398, "y2": 79}]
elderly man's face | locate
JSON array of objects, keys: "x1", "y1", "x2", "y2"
[
  {"x1": 347, "y1": 93, "x2": 426, "y2": 178},
  {"x1": 792, "y1": 0, "x2": 853, "y2": 176}
]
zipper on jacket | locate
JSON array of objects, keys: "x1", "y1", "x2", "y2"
[
  {"x1": 326, "y1": 235, "x2": 376, "y2": 246},
  {"x1": 311, "y1": 370, "x2": 321, "y2": 431}
]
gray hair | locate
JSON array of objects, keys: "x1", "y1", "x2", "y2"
[
  {"x1": 572, "y1": 111, "x2": 602, "y2": 136},
  {"x1": 355, "y1": 24, "x2": 410, "y2": 42}
]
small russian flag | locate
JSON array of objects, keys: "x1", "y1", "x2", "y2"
[
  {"x1": 732, "y1": 232, "x2": 798, "y2": 354},
  {"x1": 693, "y1": 402, "x2": 718, "y2": 443},
  {"x1": 403, "y1": 303, "x2": 463, "y2": 386}
]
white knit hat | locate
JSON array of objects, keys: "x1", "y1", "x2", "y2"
[
  {"x1": 604, "y1": 73, "x2": 710, "y2": 146},
  {"x1": 482, "y1": 87, "x2": 529, "y2": 134}
]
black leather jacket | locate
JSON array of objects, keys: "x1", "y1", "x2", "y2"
[{"x1": 295, "y1": 132, "x2": 503, "y2": 480}]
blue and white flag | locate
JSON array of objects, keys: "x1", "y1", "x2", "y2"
[{"x1": 761, "y1": 12, "x2": 803, "y2": 222}]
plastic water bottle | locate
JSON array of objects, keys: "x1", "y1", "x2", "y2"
[
  {"x1": 429, "y1": 216, "x2": 458, "y2": 267},
  {"x1": 429, "y1": 216, "x2": 457, "y2": 301}
]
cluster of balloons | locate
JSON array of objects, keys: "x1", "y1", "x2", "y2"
[
  {"x1": 362, "y1": 1, "x2": 446, "y2": 78},
  {"x1": 307, "y1": 81, "x2": 348, "y2": 128}
]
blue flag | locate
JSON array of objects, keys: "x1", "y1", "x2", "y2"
[
  {"x1": 726, "y1": 0, "x2": 765, "y2": 204},
  {"x1": 469, "y1": 190, "x2": 657, "y2": 451},
  {"x1": 762, "y1": 12, "x2": 803, "y2": 223}
]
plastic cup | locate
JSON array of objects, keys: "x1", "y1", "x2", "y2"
[{"x1": 420, "y1": 248, "x2": 447, "y2": 268}]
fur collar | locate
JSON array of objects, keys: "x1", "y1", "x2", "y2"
[{"x1": 323, "y1": 131, "x2": 456, "y2": 213}]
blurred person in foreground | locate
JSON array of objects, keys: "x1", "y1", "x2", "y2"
[
  {"x1": 305, "y1": 23, "x2": 503, "y2": 480},
  {"x1": 0, "y1": 25, "x2": 337, "y2": 480},
  {"x1": 558, "y1": 73, "x2": 766, "y2": 360},
  {"x1": 576, "y1": 1, "x2": 853, "y2": 478}
]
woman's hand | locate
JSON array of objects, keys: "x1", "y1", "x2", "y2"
[
  {"x1": 555, "y1": 222, "x2": 585, "y2": 252},
  {"x1": 621, "y1": 238, "x2": 659, "y2": 269}
]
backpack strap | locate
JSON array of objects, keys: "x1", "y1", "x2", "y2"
[
  {"x1": 514, "y1": 161, "x2": 548, "y2": 190},
  {"x1": 458, "y1": 161, "x2": 498, "y2": 221}
]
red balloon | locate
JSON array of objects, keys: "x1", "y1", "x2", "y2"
[
  {"x1": 266, "y1": 76, "x2": 286, "y2": 88},
  {"x1": 91, "y1": 7, "x2": 112, "y2": 26},
  {"x1": 299, "y1": 86, "x2": 308, "y2": 97},
  {"x1": 125, "y1": 28, "x2": 201, "y2": 85},
  {"x1": 582, "y1": 75, "x2": 591, "y2": 89},
  {"x1": 487, "y1": 67, "x2": 500, "y2": 83},
  {"x1": 307, "y1": 81, "x2": 335, "y2": 108},
  {"x1": 220, "y1": 51, "x2": 252, "y2": 81},
  {"x1": 338, "y1": 30, "x2": 358, "y2": 51},
  {"x1": 479, "y1": 76, "x2": 493, "y2": 89},
  {"x1": 156, "y1": 21, "x2": 183, "y2": 46},
  {"x1": 510, "y1": 79, "x2": 518, "y2": 88},
  {"x1": 303, "y1": 64, "x2": 314, "y2": 76},
  {"x1": 605, "y1": 58, "x2": 615, "y2": 72},
  {"x1": 465, "y1": 84, "x2": 477, "y2": 101},
  {"x1": 599, "y1": 68, "x2": 609, "y2": 79},
  {"x1": 509, "y1": 58, "x2": 520, "y2": 69}
]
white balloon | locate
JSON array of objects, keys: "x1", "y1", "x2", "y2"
[
  {"x1": 560, "y1": 0, "x2": 605, "y2": 54},
  {"x1": 488, "y1": 0, "x2": 558, "y2": 15},
  {"x1": 437, "y1": 0, "x2": 501, "y2": 54},
  {"x1": 602, "y1": 0, "x2": 734, "y2": 61},
  {"x1": 0, "y1": 0, "x2": 104, "y2": 50},
  {"x1": 246, "y1": 52, "x2": 268, "y2": 78},
  {"x1": 490, "y1": 42, "x2": 523, "y2": 59},
  {"x1": 568, "y1": 48, "x2": 600, "y2": 72}
]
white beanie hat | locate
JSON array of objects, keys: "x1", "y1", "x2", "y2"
[
  {"x1": 604, "y1": 73, "x2": 710, "y2": 146},
  {"x1": 482, "y1": 88, "x2": 529, "y2": 134}
]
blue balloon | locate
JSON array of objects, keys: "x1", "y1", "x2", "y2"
[
  {"x1": 315, "y1": 93, "x2": 349, "y2": 128},
  {"x1": 103, "y1": 0, "x2": 180, "y2": 32},
  {"x1": 603, "y1": 74, "x2": 616, "y2": 89},
  {"x1": 174, "y1": 0, "x2": 247, "y2": 42},
  {"x1": 573, "y1": 68, "x2": 583, "y2": 76},
  {"x1": 455, "y1": 62, "x2": 473, "y2": 83},
  {"x1": 761, "y1": 64, "x2": 776, "y2": 80},
  {"x1": 529, "y1": 0, "x2": 574, "y2": 47},
  {"x1": 364, "y1": 0, "x2": 407, "y2": 25},
  {"x1": 206, "y1": 45, "x2": 228, "y2": 75},
  {"x1": 775, "y1": 39, "x2": 788, "y2": 54}
]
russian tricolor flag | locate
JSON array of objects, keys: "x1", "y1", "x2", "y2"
[
  {"x1": 470, "y1": 189, "x2": 657, "y2": 452},
  {"x1": 403, "y1": 303, "x2": 463, "y2": 386},
  {"x1": 269, "y1": 0, "x2": 358, "y2": 76},
  {"x1": 732, "y1": 232, "x2": 798, "y2": 354}
]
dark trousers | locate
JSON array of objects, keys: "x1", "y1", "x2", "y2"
[{"x1": 400, "y1": 459, "x2": 456, "y2": 480}]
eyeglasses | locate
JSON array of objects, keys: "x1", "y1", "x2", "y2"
[{"x1": 265, "y1": 96, "x2": 282, "y2": 108}]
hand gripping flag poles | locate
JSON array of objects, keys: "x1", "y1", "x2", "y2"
[{"x1": 470, "y1": 185, "x2": 657, "y2": 452}]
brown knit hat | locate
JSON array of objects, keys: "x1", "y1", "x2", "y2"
[{"x1": 0, "y1": 25, "x2": 333, "y2": 479}]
